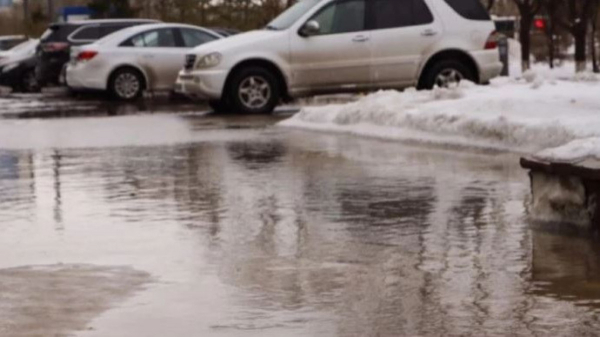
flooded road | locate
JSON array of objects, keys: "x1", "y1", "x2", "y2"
[{"x1": 1, "y1": 110, "x2": 600, "y2": 336}]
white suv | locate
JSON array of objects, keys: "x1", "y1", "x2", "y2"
[{"x1": 176, "y1": 0, "x2": 502, "y2": 114}]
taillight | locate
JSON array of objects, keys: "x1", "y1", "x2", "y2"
[
  {"x1": 77, "y1": 51, "x2": 98, "y2": 61},
  {"x1": 41, "y1": 42, "x2": 70, "y2": 53},
  {"x1": 485, "y1": 31, "x2": 500, "y2": 50}
]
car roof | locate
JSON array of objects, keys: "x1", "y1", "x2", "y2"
[
  {"x1": 95, "y1": 23, "x2": 222, "y2": 45},
  {"x1": 53, "y1": 19, "x2": 159, "y2": 27},
  {"x1": 121, "y1": 23, "x2": 221, "y2": 36}
]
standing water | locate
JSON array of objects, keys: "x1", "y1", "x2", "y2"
[{"x1": 0, "y1": 114, "x2": 600, "y2": 336}]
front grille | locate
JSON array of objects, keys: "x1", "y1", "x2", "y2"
[{"x1": 184, "y1": 54, "x2": 196, "y2": 71}]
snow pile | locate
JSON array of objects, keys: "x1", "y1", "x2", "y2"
[
  {"x1": 507, "y1": 38, "x2": 599, "y2": 81},
  {"x1": 279, "y1": 74, "x2": 600, "y2": 160},
  {"x1": 536, "y1": 137, "x2": 600, "y2": 162}
]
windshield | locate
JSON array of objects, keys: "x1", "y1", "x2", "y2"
[{"x1": 267, "y1": 0, "x2": 321, "y2": 30}]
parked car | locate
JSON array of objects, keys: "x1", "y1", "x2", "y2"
[
  {"x1": 176, "y1": 0, "x2": 502, "y2": 114},
  {"x1": 0, "y1": 39, "x2": 41, "y2": 92},
  {"x1": 208, "y1": 28, "x2": 240, "y2": 37},
  {"x1": 36, "y1": 19, "x2": 159, "y2": 86},
  {"x1": 65, "y1": 23, "x2": 224, "y2": 100},
  {"x1": 0, "y1": 35, "x2": 28, "y2": 51}
]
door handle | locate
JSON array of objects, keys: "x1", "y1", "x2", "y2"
[
  {"x1": 421, "y1": 29, "x2": 438, "y2": 37},
  {"x1": 143, "y1": 54, "x2": 155, "y2": 59},
  {"x1": 352, "y1": 35, "x2": 369, "y2": 42}
]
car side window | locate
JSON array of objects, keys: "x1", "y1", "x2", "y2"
[
  {"x1": 309, "y1": 0, "x2": 365, "y2": 35},
  {"x1": 121, "y1": 29, "x2": 177, "y2": 48},
  {"x1": 180, "y1": 29, "x2": 217, "y2": 48},
  {"x1": 100, "y1": 25, "x2": 129, "y2": 38},
  {"x1": 443, "y1": 0, "x2": 490, "y2": 21},
  {"x1": 71, "y1": 26, "x2": 100, "y2": 41},
  {"x1": 368, "y1": 0, "x2": 433, "y2": 30}
]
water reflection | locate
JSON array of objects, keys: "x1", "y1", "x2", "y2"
[{"x1": 1, "y1": 116, "x2": 600, "y2": 336}]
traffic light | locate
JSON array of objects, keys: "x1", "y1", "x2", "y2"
[{"x1": 534, "y1": 18, "x2": 547, "y2": 31}]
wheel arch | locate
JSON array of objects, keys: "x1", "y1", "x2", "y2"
[
  {"x1": 224, "y1": 58, "x2": 290, "y2": 101},
  {"x1": 417, "y1": 49, "x2": 480, "y2": 89}
]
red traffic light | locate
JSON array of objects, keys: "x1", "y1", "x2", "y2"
[{"x1": 534, "y1": 18, "x2": 546, "y2": 30}]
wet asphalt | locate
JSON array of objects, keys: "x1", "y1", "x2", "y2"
[{"x1": 1, "y1": 91, "x2": 600, "y2": 337}]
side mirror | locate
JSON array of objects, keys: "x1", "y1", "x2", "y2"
[{"x1": 300, "y1": 20, "x2": 320, "y2": 37}]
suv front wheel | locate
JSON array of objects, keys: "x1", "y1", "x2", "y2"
[
  {"x1": 422, "y1": 60, "x2": 475, "y2": 90},
  {"x1": 228, "y1": 66, "x2": 280, "y2": 114}
]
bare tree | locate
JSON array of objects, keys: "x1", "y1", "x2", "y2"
[
  {"x1": 553, "y1": 0, "x2": 597, "y2": 72},
  {"x1": 545, "y1": 0, "x2": 558, "y2": 68},
  {"x1": 512, "y1": 0, "x2": 543, "y2": 71},
  {"x1": 23, "y1": 0, "x2": 30, "y2": 31},
  {"x1": 591, "y1": 0, "x2": 600, "y2": 72},
  {"x1": 47, "y1": 0, "x2": 54, "y2": 22}
]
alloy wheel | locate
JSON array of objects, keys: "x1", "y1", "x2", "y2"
[
  {"x1": 238, "y1": 76, "x2": 271, "y2": 110},
  {"x1": 114, "y1": 72, "x2": 141, "y2": 99},
  {"x1": 435, "y1": 68, "x2": 464, "y2": 88}
]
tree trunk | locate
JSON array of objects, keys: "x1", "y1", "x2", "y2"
[
  {"x1": 574, "y1": 26, "x2": 587, "y2": 72},
  {"x1": 520, "y1": 12, "x2": 533, "y2": 71},
  {"x1": 592, "y1": 3, "x2": 599, "y2": 73},
  {"x1": 592, "y1": 24, "x2": 599, "y2": 72},
  {"x1": 23, "y1": 0, "x2": 30, "y2": 33},
  {"x1": 548, "y1": 22, "x2": 555, "y2": 68},
  {"x1": 47, "y1": 0, "x2": 54, "y2": 23}
]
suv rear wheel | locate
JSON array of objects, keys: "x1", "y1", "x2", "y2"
[
  {"x1": 228, "y1": 66, "x2": 280, "y2": 114},
  {"x1": 422, "y1": 60, "x2": 475, "y2": 90},
  {"x1": 109, "y1": 68, "x2": 144, "y2": 101}
]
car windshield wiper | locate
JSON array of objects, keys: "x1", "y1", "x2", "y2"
[{"x1": 265, "y1": 25, "x2": 279, "y2": 31}]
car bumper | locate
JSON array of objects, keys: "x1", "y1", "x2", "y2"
[
  {"x1": 174, "y1": 69, "x2": 228, "y2": 100},
  {"x1": 65, "y1": 62, "x2": 107, "y2": 91},
  {"x1": 472, "y1": 49, "x2": 503, "y2": 83}
]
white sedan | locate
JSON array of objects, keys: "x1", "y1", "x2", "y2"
[{"x1": 66, "y1": 23, "x2": 223, "y2": 100}]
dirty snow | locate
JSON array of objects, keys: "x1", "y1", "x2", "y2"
[
  {"x1": 536, "y1": 137, "x2": 600, "y2": 162},
  {"x1": 279, "y1": 66, "x2": 600, "y2": 163}
]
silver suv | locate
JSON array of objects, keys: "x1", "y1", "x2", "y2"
[{"x1": 176, "y1": 0, "x2": 502, "y2": 114}]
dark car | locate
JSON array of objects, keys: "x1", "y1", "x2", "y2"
[
  {"x1": 0, "y1": 40, "x2": 40, "y2": 93},
  {"x1": 36, "y1": 19, "x2": 159, "y2": 86},
  {"x1": 0, "y1": 56, "x2": 39, "y2": 93},
  {"x1": 0, "y1": 36, "x2": 28, "y2": 51}
]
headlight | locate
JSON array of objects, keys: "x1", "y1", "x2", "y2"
[
  {"x1": 195, "y1": 52, "x2": 222, "y2": 69},
  {"x1": 2, "y1": 63, "x2": 18, "y2": 73}
]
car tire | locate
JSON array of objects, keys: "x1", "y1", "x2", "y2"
[
  {"x1": 421, "y1": 60, "x2": 475, "y2": 90},
  {"x1": 228, "y1": 66, "x2": 280, "y2": 114},
  {"x1": 19, "y1": 70, "x2": 41, "y2": 93},
  {"x1": 109, "y1": 68, "x2": 144, "y2": 101}
]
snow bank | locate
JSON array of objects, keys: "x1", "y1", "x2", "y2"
[
  {"x1": 536, "y1": 137, "x2": 600, "y2": 162},
  {"x1": 279, "y1": 75, "x2": 600, "y2": 159}
]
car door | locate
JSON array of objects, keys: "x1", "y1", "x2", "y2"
[
  {"x1": 130, "y1": 28, "x2": 187, "y2": 90},
  {"x1": 289, "y1": 0, "x2": 371, "y2": 93},
  {"x1": 368, "y1": 0, "x2": 442, "y2": 87}
]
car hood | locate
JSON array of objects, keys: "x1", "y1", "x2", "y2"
[
  {"x1": 1, "y1": 40, "x2": 39, "y2": 65},
  {"x1": 191, "y1": 29, "x2": 284, "y2": 55}
]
